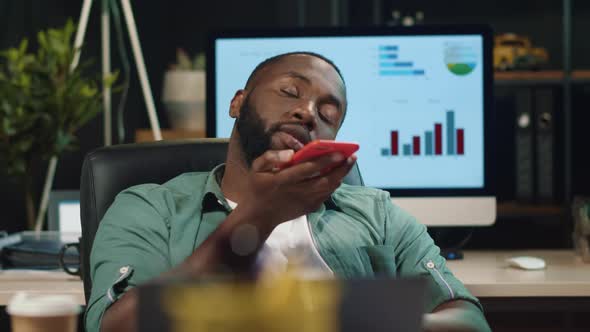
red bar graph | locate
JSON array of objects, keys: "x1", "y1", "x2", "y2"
[
  {"x1": 413, "y1": 136, "x2": 420, "y2": 155},
  {"x1": 434, "y1": 123, "x2": 442, "y2": 155},
  {"x1": 390, "y1": 131, "x2": 399, "y2": 155},
  {"x1": 383, "y1": 110, "x2": 465, "y2": 158},
  {"x1": 456, "y1": 129, "x2": 464, "y2": 155}
]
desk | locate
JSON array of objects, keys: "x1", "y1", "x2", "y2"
[
  {"x1": 0, "y1": 270, "x2": 85, "y2": 305},
  {"x1": 1, "y1": 250, "x2": 589, "y2": 306},
  {"x1": 447, "y1": 250, "x2": 590, "y2": 331},
  {"x1": 446, "y1": 249, "x2": 590, "y2": 297}
]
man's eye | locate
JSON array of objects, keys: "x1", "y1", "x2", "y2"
[
  {"x1": 319, "y1": 110, "x2": 336, "y2": 125},
  {"x1": 280, "y1": 88, "x2": 298, "y2": 98},
  {"x1": 319, "y1": 113, "x2": 332, "y2": 124}
]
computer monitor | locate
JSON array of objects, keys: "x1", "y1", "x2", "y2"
[
  {"x1": 207, "y1": 25, "x2": 495, "y2": 227},
  {"x1": 48, "y1": 190, "x2": 81, "y2": 234}
]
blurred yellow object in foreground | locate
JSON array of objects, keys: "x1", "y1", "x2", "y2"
[{"x1": 162, "y1": 271, "x2": 341, "y2": 332}]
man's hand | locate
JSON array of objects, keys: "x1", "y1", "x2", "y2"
[
  {"x1": 422, "y1": 300, "x2": 491, "y2": 332},
  {"x1": 239, "y1": 149, "x2": 357, "y2": 226}
]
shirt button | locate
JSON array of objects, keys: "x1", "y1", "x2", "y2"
[
  {"x1": 119, "y1": 266, "x2": 129, "y2": 274},
  {"x1": 426, "y1": 261, "x2": 435, "y2": 269}
]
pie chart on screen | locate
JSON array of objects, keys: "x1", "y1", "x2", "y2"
[{"x1": 444, "y1": 42, "x2": 478, "y2": 76}]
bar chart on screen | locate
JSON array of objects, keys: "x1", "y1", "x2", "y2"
[
  {"x1": 377, "y1": 44, "x2": 426, "y2": 77},
  {"x1": 381, "y1": 110, "x2": 466, "y2": 158}
]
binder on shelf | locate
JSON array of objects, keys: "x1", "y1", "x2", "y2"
[
  {"x1": 515, "y1": 88, "x2": 534, "y2": 202},
  {"x1": 535, "y1": 88, "x2": 555, "y2": 202}
]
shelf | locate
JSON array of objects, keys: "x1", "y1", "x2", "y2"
[
  {"x1": 494, "y1": 70, "x2": 590, "y2": 85},
  {"x1": 135, "y1": 129, "x2": 205, "y2": 143},
  {"x1": 497, "y1": 202, "x2": 565, "y2": 218},
  {"x1": 495, "y1": 70, "x2": 563, "y2": 81},
  {"x1": 572, "y1": 70, "x2": 590, "y2": 82}
]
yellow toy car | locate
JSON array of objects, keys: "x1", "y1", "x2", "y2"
[{"x1": 494, "y1": 33, "x2": 549, "y2": 70}]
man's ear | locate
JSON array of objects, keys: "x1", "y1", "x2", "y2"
[{"x1": 229, "y1": 89, "x2": 246, "y2": 118}]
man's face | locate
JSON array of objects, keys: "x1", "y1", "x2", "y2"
[{"x1": 234, "y1": 55, "x2": 347, "y2": 166}]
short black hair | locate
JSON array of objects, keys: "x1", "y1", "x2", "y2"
[{"x1": 244, "y1": 51, "x2": 346, "y2": 90}]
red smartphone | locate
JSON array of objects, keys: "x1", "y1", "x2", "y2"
[{"x1": 281, "y1": 140, "x2": 359, "y2": 169}]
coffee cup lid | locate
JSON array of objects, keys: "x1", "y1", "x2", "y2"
[{"x1": 7, "y1": 292, "x2": 80, "y2": 317}]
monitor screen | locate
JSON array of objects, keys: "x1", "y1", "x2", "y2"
[
  {"x1": 58, "y1": 200, "x2": 81, "y2": 234},
  {"x1": 207, "y1": 25, "x2": 493, "y2": 197},
  {"x1": 48, "y1": 190, "x2": 81, "y2": 234}
]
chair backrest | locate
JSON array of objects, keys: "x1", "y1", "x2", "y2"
[{"x1": 79, "y1": 139, "x2": 364, "y2": 302}]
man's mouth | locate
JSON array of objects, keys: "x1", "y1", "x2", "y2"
[{"x1": 278, "y1": 124, "x2": 311, "y2": 151}]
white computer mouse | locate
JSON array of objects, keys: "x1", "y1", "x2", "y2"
[{"x1": 506, "y1": 256, "x2": 546, "y2": 270}]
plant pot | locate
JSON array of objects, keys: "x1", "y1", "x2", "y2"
[{"x1": 162, "y1": 70, "x2": 206, "y2": 132}]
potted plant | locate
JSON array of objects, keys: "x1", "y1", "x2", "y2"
[
  {"x1": 0, "y1": 20, "x2": 117, "y2": 230},
  {"x1": 161, "y1": 49, "x2": 206, "y2": 133}
]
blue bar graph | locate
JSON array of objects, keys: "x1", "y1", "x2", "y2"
[
  {"x1": 393, "y1": 61, "x2": 413, "y2": 67},
  {"x1": 379, "y1": 54, "x2": 398, "y2": 59},
  {"x1": 377, "y1": 45, "x2": 425, "y2": 76},
  {"x1": 379, "y1": 45, "x2": 399, "y2": 51},
  {"x1": 403, "y1": 144, "x2": 412, "y2": 156},
  {"x1": 379, "y1": 61, "x2": 414, "y2": 67},
  {"x1": 446, "y1": 111, "x2": 455, "y2": 155},
  {"x1": 379, "y1": 70, "x2": 425, "y2": 76},
  {"x1": 425, "y1": 131, "x2": 433, "y2": 155}
]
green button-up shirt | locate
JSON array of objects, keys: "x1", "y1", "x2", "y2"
[{"x1": 85, "y1": 165, "x2": 484, "y2": 331}]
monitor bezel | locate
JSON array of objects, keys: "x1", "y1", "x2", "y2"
[{"x1": 206, "y1": 25, "x2": 494, "y2": 197}]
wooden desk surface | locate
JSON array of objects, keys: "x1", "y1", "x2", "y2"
[
  {"x1": 446, "y1": 250, "x2": 590, "y2": 297},
  {"x1": 1, "y1": 250, "x2": 589, "y2": 305},
  {"x1": 0, "y1": 270, "x2": 85, "y2": 305}
]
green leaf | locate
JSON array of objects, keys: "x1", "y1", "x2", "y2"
[
  {"x1": 2, "y1": 118, "x2": 14, "y2": 135},
  {"x1": 103, "y1": 71, "x2": 119, "y2": 87},
  {"x1": 176, "y1": 48, "x2": 193, "y2": 70},
  {"x1": 37, "y1": 31, "x2": 47, "y2": 50},
  {"x1": 18, "y1": 39, "x2": 28, "y2": 54},
  {"x1": 79, "y1": 84, "x2": 97, "y2": 97},
  {"x1": 193, "y1": 52, "x2": 206, "y2": 70}
]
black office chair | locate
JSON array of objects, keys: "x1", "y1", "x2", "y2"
[{"x1": 79, "y1": 139, "x2": 364, "y2": 303}]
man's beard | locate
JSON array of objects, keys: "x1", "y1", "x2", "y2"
[{"x1": 236, "y1": 96, "x2": 279, "y2": 167}]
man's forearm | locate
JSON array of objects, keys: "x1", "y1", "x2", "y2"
[
  {"x1": 422, "y1": 300, "x2": 491, "y2": 332},
  {"x1": 100, "y1": 205, "x2": 277, "y2": 332}
]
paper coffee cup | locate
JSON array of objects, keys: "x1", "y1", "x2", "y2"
[{"x1": 7, "y1": 292, "x2": 80, "y2": 332}]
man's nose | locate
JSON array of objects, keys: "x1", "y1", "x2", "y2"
[{"x1": 291, "y1": 101, "x2": 316, "y2": 131}]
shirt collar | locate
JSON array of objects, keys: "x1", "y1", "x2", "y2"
[{"x1": 201, "y1": 164, "x2": 231, "y2": 212}]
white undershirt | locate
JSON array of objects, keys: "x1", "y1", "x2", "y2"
[{"x1": 225, "y1": 198, "x2": 333, "y2": 279}]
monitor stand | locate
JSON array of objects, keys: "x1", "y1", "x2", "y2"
[
  {"x1": 440, "y1": 249, "x2": 464, "y2": 260},
  {"x1": 427, "y1": 227, "x2": 475, "y2": 261}
]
